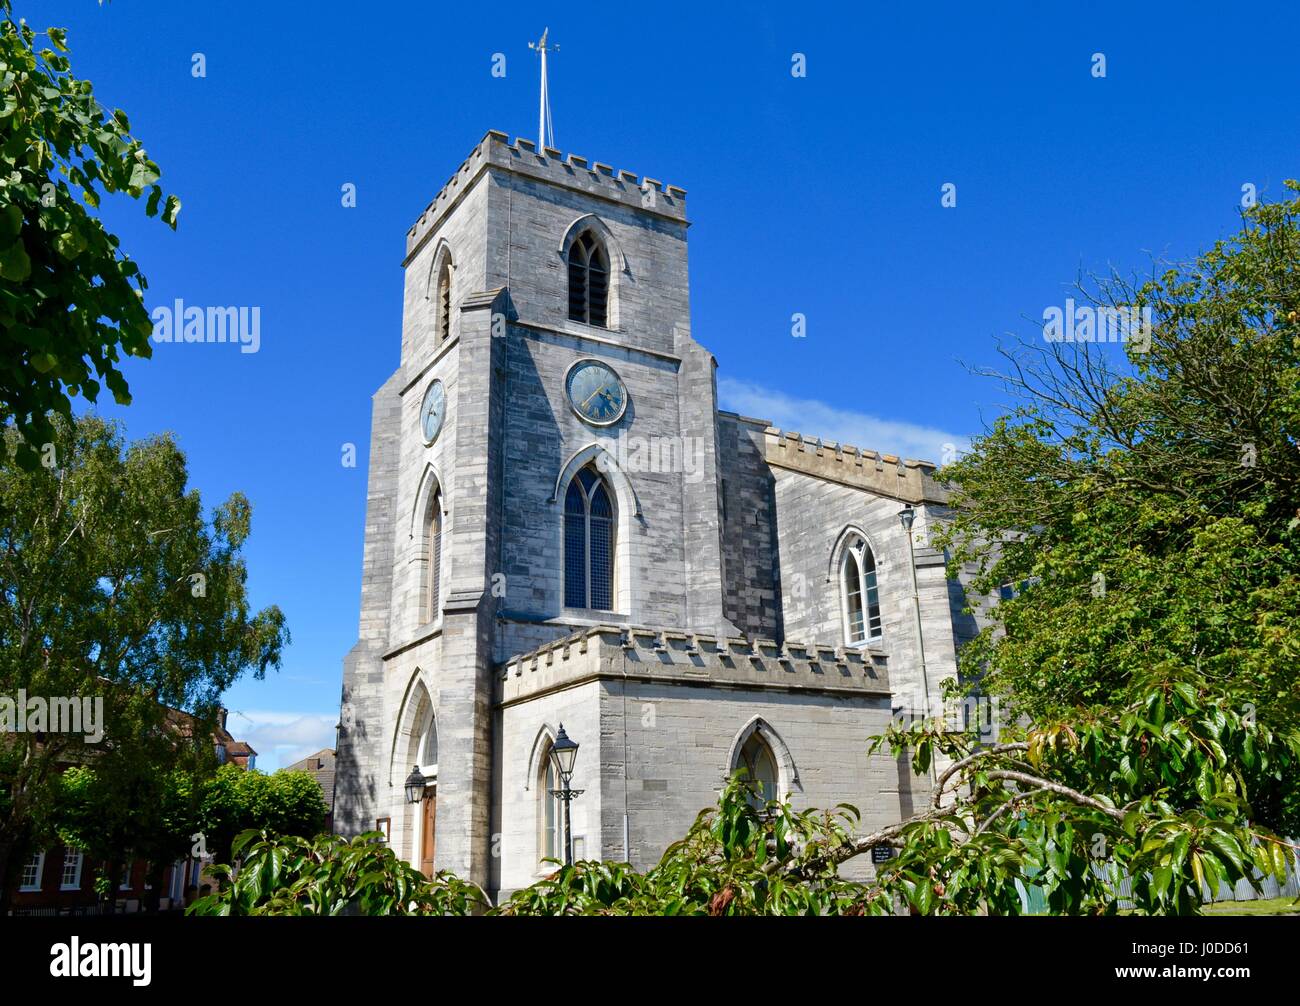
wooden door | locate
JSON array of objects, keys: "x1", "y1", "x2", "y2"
[{"x1": 420, "y1": 786, "x2": 436, "y2": 877}]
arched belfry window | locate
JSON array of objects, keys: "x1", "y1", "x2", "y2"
[
  {"x1": 567, "y1": 230, "x2": 609, "y2": 328},
  {"x1": 427, "y1": 491, "x2": 443, "y2": 622},
  {"x1": 434, "y1": 259, "x2": 452, "y2": 345},
  {"x1": 564, "y1": 465, "x2": 614, "y2": 610},
  {"x1": 735, "y1": 732, "x2": 778, "y2": 805},
  {"x1": 840, "y1": 534, "x2": 883, "y2": 645}
]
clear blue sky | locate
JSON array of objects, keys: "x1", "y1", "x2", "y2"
[{"x1": 39, "y1": 1, "x2": 1300, "y2": 767}]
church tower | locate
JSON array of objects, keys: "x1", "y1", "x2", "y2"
[
  {"x1": 336, "y1": 127, "x2": 967, "y2": 901},
  {"x1": 335, "y1": 130, "x2": 738, "y2": 889}
]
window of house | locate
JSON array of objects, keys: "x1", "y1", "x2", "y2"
[
  {"x1": 840, "y1": 534, "x2": 883, "y2": 645},
  {"x1": 60, "y1": 848, "x2": 84, "y2": 891},
  {"x1": 19, "y1": 851, "x2": 44, "y2": 892},
  {"x1": 567, "y1": 230, "x2": 609, "y2": 327},
  {"x1": 564, "y1": 465, "x2": 614, "y2": 610}
]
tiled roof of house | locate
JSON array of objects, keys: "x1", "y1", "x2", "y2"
[{"x1": 282, "y1": 748, "x2": 336, "y2": 811}]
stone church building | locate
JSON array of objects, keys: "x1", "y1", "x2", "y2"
[{"x1": 334, "y1": 130, "x2": 979, "y2": 901}]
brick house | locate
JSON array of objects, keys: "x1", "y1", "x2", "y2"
[{"x1": 7, "y1": 709, "x2": 256, "y2": 916}]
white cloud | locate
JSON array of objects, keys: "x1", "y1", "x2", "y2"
[
  {"x1": 717, "y1": 376, "x2": 970, "y2": 464},
  {"x1": 224, "y1": 709, "x2": 337, "y2": 772}
]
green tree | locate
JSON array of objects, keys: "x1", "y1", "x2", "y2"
[
  {"x1": 199, "y1": 764, "x2": 329, "y2": 866},
  {"x1": 50, "y1": 759, "x2": 200, "y2": 913},
  {"x1": 190, "y1": 674, "x2": 1300, "y2": 916},
  {"x1": 188, "y1": 829, "x2": 485, "y2": 917},
  {"x1": 935, "y1": 182, "x2": 1300, "y2": 833},
  {"x1": 0, "y1": 413, "x2": 287, "y2": 909},
  {"x1": 0, "y1": 1, "x2": 179, "y2": 469}
]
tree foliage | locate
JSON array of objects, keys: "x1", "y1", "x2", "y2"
[
  {"x1": 199, "y1": 764, "x2": 330, "y2": 865},
  {"x1": 862, "y1": 669, "x2": 1300, "y2": 915},
  {"x1": 0, "y1": 413, "x2": 287, "y2": 902},
  {"x1": 187, "y1": 829, "x2": 486, "y2": 917},
  {"x1": 191, "y1": 671, "x2": 1300, "y2": 917},
  {"x1": 0, "y1": 1, "x2": 179, "y2": 468},
  {"x1": 51, "y1": 760, "x2": 199, "y2": 911},
  {"x1": 935, "y1": 182, "x2": 1300, "y2": 834}
]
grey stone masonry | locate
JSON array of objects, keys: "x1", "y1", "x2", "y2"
[
  {"x1": 498, "y1": 626, "x2": 890, "y2": 708},
  {"x1": 335, "y1": 130, "x2": 971, "y2": 901},
  {"x1": 493, "y1": 626, "x2": 905, "y2": 892}
]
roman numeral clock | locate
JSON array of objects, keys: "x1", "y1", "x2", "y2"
[{"x1": 565, "y1": 359, "x2": 627, "y2": 426}]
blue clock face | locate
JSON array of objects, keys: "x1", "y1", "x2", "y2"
[
  {"x1": 420, "y1": 381, "x2": 445, "y2": 444},
  {"x1": 566, "y1": 360, "x2": 627, "y2": 426}
]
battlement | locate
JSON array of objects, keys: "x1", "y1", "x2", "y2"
[
  {"x1": 761, "y1": 426, "x2": 949, "y2": 504},
  {"x1": 497, "y1": 625, "x2": 889, "y2": 707},
  {"x1": 405, "y1": 130, "x2": 688, "y2": 260}
]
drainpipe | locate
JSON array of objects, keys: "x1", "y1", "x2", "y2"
[{"x1": 899, "y1": 505, "x2": 936, "y2": 785}]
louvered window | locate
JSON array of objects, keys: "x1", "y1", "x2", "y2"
[
  {"x1": 428, "y1": 492, "x2": 442, "y2": 622},
  {"x1": 564, "y1": 466, "x2": 614, "y2": 610},
  {"x1": 567, "y1": 231, "x2": 609, "y2": 328},
  {"x1": 436, "y1": 261, "x2": 452, "y2": 345}
]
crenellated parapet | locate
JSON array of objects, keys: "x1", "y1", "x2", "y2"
[
  {"x1": 405, "y1": 130, "x2": 688, "y2": 261},
  {"x1": 761, "y1": 426, "x2": 949, "y2": 504},
  {"x1": 497, "y1": 625, "x2": 889, "y2": 707}
]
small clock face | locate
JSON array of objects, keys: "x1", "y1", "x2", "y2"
[
  {"x1": 420, "y1": 380, "x2": 445, "y2": 444},
  {"x1": 566, "y1": 359, "x2": 627, "y2": 426}
]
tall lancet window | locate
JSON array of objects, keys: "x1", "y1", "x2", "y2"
[
  {"x1": 434, "y1": 260, "x2": 452, "y2": 345},
  {"x1": 564, "y1": 465, "x2": 614, "y2": 610},
  {"x1": 840, "y1": 534, "x2": 883, "y2": 645},
  {"x1": 567, "y1": 231, "x2": 609, "y2": 328},
  {"x1": 427, "y1": 491, "x2": 443, "y2": 623}
]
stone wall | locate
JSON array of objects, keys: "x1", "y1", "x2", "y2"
[{"x1": 494, "y1": 626, "x2": 907, "y2": 895}]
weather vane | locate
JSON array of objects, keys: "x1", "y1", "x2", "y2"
[{"x1": 528, "y1": 28, "x2": 558, "y2": 151}]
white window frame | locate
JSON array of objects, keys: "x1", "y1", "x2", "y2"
[
  {"x1": 60, "y1": 848, "x2": 84, "y2": 891},
  {"x1": 839, "y1": 536, "x2": 883, "y2": 647},
  {"x1": 539, "y1": 747, "x2": 565, "y2": 871},
  {"x1": 19, "y1": 851, "x2": 45, "y2": 892}
]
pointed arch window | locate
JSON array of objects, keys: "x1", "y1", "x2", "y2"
[
  {"x1": 564, "y1": 465, "x2": 614, "y2": 610},
  {"x1": 416, "y1": 709, "x2": 438, "y2": 776},
  {"x1": 427, "y1": 491, "x2": 443, "y2": 623},
  {"x1": 840, "y1": 534, "x2": 883, "y2": 645},
  {"x1": 434, "y1": 259, "x2": 452, "y2": 345},
  {"x1": 540, "y1": 743, "x2": 564, "y2": 863},
  {"x1": 735, "y1": 732, "x2": 778, "y2": 806},
  {"x1": 567, "y1": 230, "x2": 609, "y2": 328}
]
